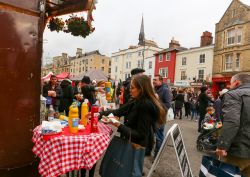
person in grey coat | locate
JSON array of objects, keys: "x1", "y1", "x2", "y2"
[{"x1": 216, "y1": 73, "x2": 250, "y2": 177}]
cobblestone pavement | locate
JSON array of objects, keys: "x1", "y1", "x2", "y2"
[{"x1": 63, "y1": 118, "x2": 206, "y2": 177}]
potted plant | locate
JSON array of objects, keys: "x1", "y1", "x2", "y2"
[
  {"x1": 47, "y1": 17, "x2": 65, "y2": 32},
  {"x1": 65, "y1": 15, "x2": 93, "y2": 38}
]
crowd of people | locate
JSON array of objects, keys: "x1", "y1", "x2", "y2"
[{"x1": 41, "y1": 70, "x2": 250, "y2": 177}]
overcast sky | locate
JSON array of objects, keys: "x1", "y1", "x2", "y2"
[{"x1": 43, "y1": 0, "x2": 250, "y2": 62}]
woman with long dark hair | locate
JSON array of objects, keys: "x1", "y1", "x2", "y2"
[{"x1": 99, "y1": 75, "x2": 166, "y2": 176}]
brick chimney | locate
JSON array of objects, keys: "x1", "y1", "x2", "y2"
[
  {"x1": 200, "y1": 31, "x2": 213, "y2": 47},
  {"x1": 169, "y1": 37, "x2": 180, "y2": 48}
]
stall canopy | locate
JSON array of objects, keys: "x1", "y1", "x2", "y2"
[
  {"x1": 41, "y1": 71, "x2": 53, "y2": 82},
  {"x1": 56, "y1": 72, "x2": 70, "y2": 79},
  {"x1": 71, "y1": 69, "x2": 108, "y2": 81}
]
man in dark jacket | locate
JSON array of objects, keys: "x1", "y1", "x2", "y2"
[
  {"x1": 216, "y1": 73, "x2": 250, "y2": 177},
  {"x1": 59, "y1": 78, "x2": 74, "y2": 116},
  {"x1": 123, "y1": 68, "x2": 145, "y2": 105},
  {"x1": 81, "y1": 76, "x2": 104, "y2": 106},
  {"x1": 153, "y1": 75, "x2": 171, "y2": 158},
  {"x1": 42, "y1": 75, "x2": 62, "y2": 111}
]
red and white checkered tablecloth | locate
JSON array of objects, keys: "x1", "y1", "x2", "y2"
[{"x1": 32, "y1": 122, "x2": 112, "y2": 177}]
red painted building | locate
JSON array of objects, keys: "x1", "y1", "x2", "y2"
[{"x1": 154, "y1": 39, "x2": 187, "y2": 84}]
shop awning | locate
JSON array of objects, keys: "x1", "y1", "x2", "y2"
[
  {"x1": 41, "y1": 71, "x2": 54, "y2": 81},
  {"x1": 56, "y1": 72, "x2": 70, "y2": 79}
]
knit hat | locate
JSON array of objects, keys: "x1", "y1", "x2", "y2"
[{"x1": 81, "y1": 76, "x2": 91, "y2": 84}]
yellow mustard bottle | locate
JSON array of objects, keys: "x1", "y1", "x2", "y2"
[
  {"x1": 105, "y1": 81, "x2": 112, "y2": 102},
  {"x1": 68, "y1": 104, "x2": 79, "y2": 134},
  {"x1": 81, "y1": 102, "x2": 88, "y2": 126}
]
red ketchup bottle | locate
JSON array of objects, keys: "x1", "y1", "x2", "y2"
[{"x1": 91, "y1": 105, "x2": 99, "y2": 133}]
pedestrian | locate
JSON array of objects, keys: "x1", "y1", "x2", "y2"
[
  {"x1": 81, "y1": 76, "x2": 104, "y2": 106},
  {"x1": 58, "y1": 78, "x2": 74, "y2": 116},
  {"x1": 216, "y1": 73, "x2": 250, "y2": 177},
  {"x1": 184, "y1": 89, "x2": 191, "y2": 118},
  {"x1": 173, "y1": 89, "x2": 185, "y2": 119},
  {"x1": 122, "y1": 68, "x2": 145, "y2": 105},
  {"x1": 152, "y1": 75, "x2": 171, "y2": 158},
  {"x1": 197, "y1": 86, "x2": 213, "y2": 132},
  {"x1": 190, "y1": 98, "x2": 198, "y2": 121},
  {"x1": 42, "y1": 75, "x2": 62, "y2": 112},
  {"x1": 100, "y1": 75, "x2": 166, "y2": 176},
  {"x1": 214, "y1": 88, "x2": 228, "y2": 122}
]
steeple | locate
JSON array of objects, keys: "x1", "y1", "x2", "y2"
[{"x1": 138, "y1": 16, "x2": 145, "y2": 46}]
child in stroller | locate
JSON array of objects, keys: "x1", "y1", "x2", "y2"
[{"x1": 196, "y1": 107, "x2": 222, "y2": 151}]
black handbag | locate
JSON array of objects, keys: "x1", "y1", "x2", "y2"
[{"x1": 99, "y1": 136, "x2": 145, "y2": 177}]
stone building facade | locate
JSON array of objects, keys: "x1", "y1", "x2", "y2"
[
  {"x1": 111, "y1": 42, "x2": 162, "y2": 81},
  {"x1": 212, "y1": 0, "x2": 250, "y2": 95},
  {"x1": 51, "y1": 53, "x2": 71, "y2": 75},
  {"x1": 70, "y1": 49, "x2": 111, "y2": 77}
]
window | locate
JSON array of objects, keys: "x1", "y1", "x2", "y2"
[
  {"x1": 149, "y1": 61, "x2": 152, "y2": 69},
  {"x1": 227, "y1": 29, "x2": 235, "y2": 45},
  {"x1": 126, "y1": 62, "x2": 131, "y2": 69},
  {"x1": 236, "y1": 53, "x2": 240, "y2": 70},
  {"x1": 79, "y1": 68, "x2": 81, "y2": 72},
  {"x1": 138, "y1": 51, "x2": 141, "y2": 56},
  {"x1": 159, "y1": 68, "x2": 168, "y2": 78},
  {"x1": 115, "y1": 66, "x2": 118, "y2": 72},
  {"x1": 232, "y1": 9, "x2": 236, "y2": 18},
  {"x1": 101, "y1": 67, "x2": 104, "y2": 71},
  {"x1": 82, "y1": 59, "x2": 84, "y2": 63},
  {"x1": 82, "y1": 67, "x2": 84, "y2": 71},
  {"x1": 181, "y1": 71, "x2": 187, "y2": 80},
  {"x1": 71, "y1": 69, "x2": 72, "y2": 73},
  {"x1": 236, "y1": 28, "x2": 242, "y2": 44},
  {"x1": 102, "y1": 59, "x2": 105, "y2": 64},
  {"x1": 125, "y1": 73, "x2": 131, "y2": 80},
  {"x1": 137, "y1": 60, "x2": 141, "y2": 68},
  {"x1": 199, "y1": 54, "x2": 205, "y2": 64},
  {"x1": 226, "y1": 28, "x2": 242, "y2": 45},
  {"x1": 198, "y1": 69, "x2": 204, "y2": 80},
  {"x1": 182, "y1": 57, "x2": 187, "y2": 65},
  {"x1": 225, "y1": 54, "x2": 233, "y2": 70},
  {"x1": 166, "y1": 53, "x2": 171, "y2": 61},
  {"x1": 109, "y1": 61, "x2": 111, "y2": 66},
  {"x1": 159, "y1": 54, "x2": 163, "y2": 62}
]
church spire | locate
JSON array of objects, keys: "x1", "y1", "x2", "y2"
[{"x1": 138, "y1": 16, "x2": 145, "y2": 46}]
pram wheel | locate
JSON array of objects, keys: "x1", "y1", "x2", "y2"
[{"x1": 196, "y1": 143, "x2": 204, "y2": 151}]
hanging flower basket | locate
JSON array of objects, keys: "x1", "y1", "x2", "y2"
[
  {"x1": 47, "y1": 17, "x2": 65, "y2": 32},
  {"x1": 65, "y1": 15, "x2": 93, "y2": 38}
]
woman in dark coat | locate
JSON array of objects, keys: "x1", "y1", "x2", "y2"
[
  {"x1": 99, "y1": 75, "x2": 166, "y2": 177},
  {"x1": 198, "y1": 86, "x2": 213, "y2": 132},
  {"x1": 173, "y1": 89, "x2": 185, "y2": 119}
]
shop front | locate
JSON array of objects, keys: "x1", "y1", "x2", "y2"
[{"x1": 212, "y1": 75, "x2": 232, "y2": 97}]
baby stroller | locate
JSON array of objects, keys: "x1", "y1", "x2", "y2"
[{"x1": 196, "y1": 122, "x2": 222, "y2": 152}]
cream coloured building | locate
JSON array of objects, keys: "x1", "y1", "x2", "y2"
[
  {"x1": 70, "y1": 48, "x2": 111, "y2": 77},
  {"x1": 175, "y1": 45, "x2": 214, "y2": 84},
  {"x1": 111, "y1": 41, "x2": 162, "y2": 81}
]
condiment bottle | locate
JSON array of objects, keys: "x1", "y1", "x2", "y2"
[
  {"x1": 68, "y1": 104, "x2": 79, "y2": 134},
  {"x1": 81, "y1": 101, "x2": 88, "y2": 126}
]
